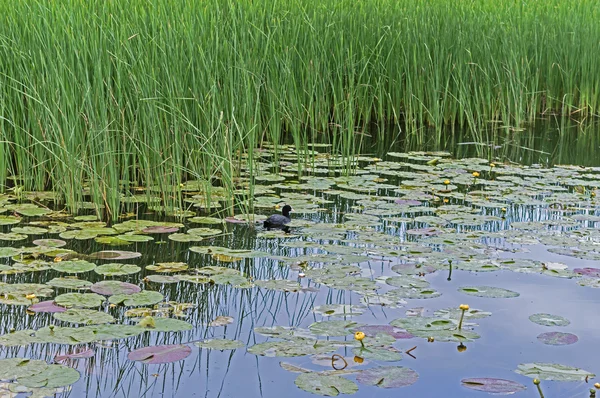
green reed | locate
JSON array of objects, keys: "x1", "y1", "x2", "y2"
[{"x1": 0, "y1": 0, "x2": 598, "y2": 216}]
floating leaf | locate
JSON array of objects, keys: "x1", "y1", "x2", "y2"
[
  {"x1": 309, "y1": 320, "x2": 363, "y2": 336},
  {"x1": 140, "y1": 318, "x2": 193, "y2": 332},
  {"x1": 0, "y1": 358, "x2": 48, "y2": 379},
  {"x1": 94, "y1": 263, "x2": 141, "y2": 276},
  {"x1": 53, "y1": 309, "x2": 114, "y2": 325},
  {"x1": 55, "y1": 348, "x2": 95, "y2": 362},
  {"x1": 209, "y1": 316, "x2": 234, "y2": 327},
  {"x1": 195, "y1": 339, "x2": 245, "y2": 350},
  {"x1": 353, "y1": 347, "x2": 402, "y2": 361},
  {"x1": 458, "y1": 286, "x2": 519, "y2": 298},
  {"x1": 146, "y1": 262, "x2": 188, "y2": 273},
  {"x1": 255, "y1": 279, "x2": 302, "y2": 292},
  {"x1": 515, "y1": 362, "x2": 595, "y2": 381},
  {"x1": 537, "y1": 332, "x2": 578, "y2": 346},
  {"x1": 88, "y1": 250, "x2": 142, "y2": 260},
  {"x1": 33, "y1": 239, "x2": 67, "y2": 247},
  {"x1": 109, "y1": 291, "x2": 164, "y2": 306},
  {"x1": 313, "y1": 304, "x2": 365, "y2": 317},
  {"x1": 90, "y1": 281, "x2": 141, "y2": 296},
  {"x1": 46, "y1": 277, "x2": 92, "y2": 290},
  {"x1": 529, "y1": 313, "x2": 570, "y2": 327},
  {"x1": 295, "y1": 373, "x2": 358, "y2": 396},
  {"x1": 28, "y1": 301, "x2": 67, "y2": 313},
  {"x1": 356, "y1": 366, "x2": 419, "y2": 388},
  {"x1": 461, "y1": 378, "x2": 527, "y2": 394},
  {"x1": 127, "y1": 344, "x2": 192, "y2": 364},
  {"x1": 51, "y1": 260, "x2": 96, "y2": 274},
  {"x1": 55, "y1": 293, "x2": 105, "y2": 308}
]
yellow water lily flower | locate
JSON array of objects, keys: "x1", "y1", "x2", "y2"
[
  {"x1": 443, "y1": 179, "x2": 450, "y2": 185},
  {"x1": 25, "y1": 294, "x2": 36, "y2": 300},
  {"x1": 457, "y1": 343, "x2": 467, "y2": 352},
  {"x1": 595, "y1": 382, "x2": 600, "y2": 389},
  {"x1": 459, "y1": 304, "x2": 469, "y2": 311},
  {"x1": 533, "y1": 379, "x2": 540, "y2": 385},
  {"x1": 472, "y1": 171, "x2": 480, "y2": 178},
  {"x1": 353, "y1": 356, "x2": 364, "y2": 364},
  {"x1": 354, "y1": 331, "x2": 365, "y2": 341}
]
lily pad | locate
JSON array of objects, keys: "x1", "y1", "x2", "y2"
[
  {"x1": 0, "y1": 358, "x2": 48, "y2": 379},
  {"x1": 127, "y1": 344, "x2": 192, "y2": 364},
  {"x1": 94, "y1": 263, "x2": 141, "y2": 276},
  {"x1": 53, "y1": 309, "x2": 115, "y2": 325},
  {"x1": 515, "y1": 362, "x2": 595, "y2": 381},
  {"x1": 51, "y1": 260, "x2": 96, "y2": 274},
  {"x1": 529, "y1": 313, "x2": 570, "y2": 327},
  {"x1": 90, "y1": 281, "x2": 141, "y2": 296},
  {"x1": 458, "y1": 286, "x2": 520, "y2": 298},
  {"x1": 109, "y1": 291, "x2": 164, "y2": 306},
  {"x1": 195, "y1": 339, "x2": 245, "y2": 350},
  {"x1": 356, "y1": 366, "x2": 419, "y2": 388},
  {"x1": 54, "y1": 293, "x2": 105, "y2": 308},
  {"x1": 28, "y1": 301, "x2": 67, "y2": 313},
  {"x1": 461, "y1": 378, "x2": 527, "y2": 394},
  {"x1": 309, "y1": 321, "x2": 363, "y2": 336},
  {"x1": 88, "y1": 250, "x2": 142, "y2": 260},
  {"x1": 146, "y1": 262, "x2": 188, "y2": 273},
  {"x1": 295, "y1": 373, "x2": 358, "y2": 396},
  {"x1": 313, "y1": 304, "x2": 365, "y2": 317},
  {"x1": 46, "y1": 277, "x2": 92, "y2": 290},
  {"x1": 32, "y1": 239, "x2": 67, "y2": 248},
  {"x1": 537, "y1": 332, "x2": 578, "y2": 345}
]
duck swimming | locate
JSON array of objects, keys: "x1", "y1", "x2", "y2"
[{"x1": 264, "y1": 205, "x2": 292, "y2": 232}]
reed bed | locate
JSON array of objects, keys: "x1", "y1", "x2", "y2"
[{"x1": 0, "y1": 0, "x2": 598, "y2": 216}]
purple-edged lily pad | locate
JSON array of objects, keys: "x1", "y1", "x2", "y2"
[
  {"x1": 574, "y1": 267, "x2": 600, "y2": 278},
  {"x1": 55, "y1": 348, "x2": 95, "y2": 362},
  {"x1": 406, "y1": 227, "x2": 444, "y2": 236},
  {"x1": 360, "y1": 325, "x2": 414, "y2": 339},
  {"x1": 32, "y1": 238, "x2": 67, "y2": 248},
  {"x1": 356, "y1": 366, "x2": 419, "y2": 388},
  {"x1": 141, "y1": 226, "x2": 180, "y2": 234},
  {"x1": 91, "y1": 281, "x2": 141, "y2": 296},
  {"x1": 537, "y1": 332, "x2": 578, "y2": 346},
  {"x1": 88, "y1": 250, "x2": 142, "y2": 260},
  {"x1": 224, "y1": 217, "x2": 247, "y2": 224},
  {"x1": 127, "y1": 344, "x2": 192, "y2": 364},
  {"x1": 28, "y1": 301, "x2": 67, "y2": 313},
  {"x1": 461, "y1": 378, "x2": 527, "y2": 394}
]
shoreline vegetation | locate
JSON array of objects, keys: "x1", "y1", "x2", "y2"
[{"x1": 0, "y1": 0, "x2": 598, "y2": 217}]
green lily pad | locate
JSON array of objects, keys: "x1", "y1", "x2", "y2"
[
  {"x1": 309, "y1": 321, "x2": 363, "y2": 336},
  {"x1": 356, "y1": 366, "x2": 419, "y2": 388},
  {"x1": 55, "y1": 293, "x2": 105, "y2": 308},
  {"x1": 109, "y1": 291, "x2": 164, "y2": 306},
  {"x1": 248, "y1": 340, "x2": 342, "y2": 357},
  {"x1": 46, "y1": 277, "x2": 93, "y2": 290},
  {"x1": 54, "y1": 309, "x2": 115, "y2": 325},
  {"x1": 94, "y1": 263, "x2": 141, "y2": 276},
  {"x1": 0, "y1": 329, "x2": 39, "y2": 346},
  {"x1": 313, "y1": 304, "x2": 365, "y2": 317},
  {"x1": 352, "y1": 347, "x2": 403, "y2": 361},
  {"x1": 138, "y1": 317, "x2": 193, "y2": 332},
  {"x1": 0, "y1": 358, "x2": 48, "y2": 379},
  {"x1": 0, "y1": 247, "x2": 23, "y2": 258},
  {"x1": 51, "y1": 260, "x2": 96, "y2": 274},
  {"x1": 295, "y1": 373, "x2": 358, "y2": 396},
  {"x1": 90, "y1": 281, "x2": 141, "y2": 296},
  {"x1": 146, "y1": 262, "x2": 188, "y2": 273},
  {"x1": 88, "y1": 250, "x2": 141, "y2": 260},
  {"x1": 458, "y1": 286, "x2": 520, "y2": 298},
  {"x1": 35, "y1": 326, "x2": 97, "y2": 345},
  {"x1": 195, "y1": 339, "x2": 245, "y2": 350},
  {"x1": 254, "y1": 279, "x2": 303, "y2": 292},
  {"x1": 32, "y1": 239, "x2": 67, "y2": 248},
  {"x1": 515, "y1": 362, "x2": 595, "y2": 381},
  {"x1": 529, "y1": 313, "x2": 570, "y2": 327}
]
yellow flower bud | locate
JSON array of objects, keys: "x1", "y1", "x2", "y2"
[
  {"x1": 443, "y1": 198, "x2": 449, "y2": 203},
  {"x1": 354, "y1": 331, "x2": 365, "y2": 341},
  {"x1": 490, "y1": 163, "x2": 496, "y2": 167},
  {"x1": 427, "y1": 337, "x2": 434, "y2": 342},
  {"x1": 533, "y1": 379, "x2": 540, "y2": 385},
  {"x1": 459, "y1": 304, "x2": 469, "y2": 311},
  {"x1": 25, "y1": 294, "x2": 36, "y2": 300},
  {"x1": 353, "y1": 356, "x2": 364, "y2": 364},
  {"x1": 443, "y1": 179, "x2": 450, "y2": 185},
  {"x1": 457, "y1": 343, "x2": 467, "y2": 352},
  {"x1": 501, "y1": 208, "x2": 507, "y2": 212},
  {"x1": 595, "y1": 382, "x2": 600, "y2": 389},
  {"x1": 472, "y1": 172, "x2": 480, "y2": 178}
]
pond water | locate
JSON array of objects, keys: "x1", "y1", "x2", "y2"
[{"x1": 1, "y1": 127, "x2": 600, "y2": 397}]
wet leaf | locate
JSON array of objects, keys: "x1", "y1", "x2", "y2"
[
  {"x1": 295, "y1": 373, "x2": 358, "y2": 396},
  {"x1": 461, "y1": 378, "x2": 527, "y2": 394},
  {"x1": 356, "y1": 366, "x2": 419, "y2": 388},
  {"x1": 55, "y1": 293, "x2": 105, "y2": 308},
  {"x1": 90, "y1": 281, "x2": 141, "y2": 296},
  {"x1": 458, "y1": 286, "x2": 519, "y2": 298},
  {"x1": 127, "y1": 344, "x2": 192, "y2": 364},
  {"x1": 515, "y1": 362, "x2": 595, "y2": 381},
  {"x1": 529, "y1": 313, "x2": 570, "y2": 327},
  {"x1": 537, "y1": 332, "x2": 578, "y2": 346},
  {"x1": 94, "y1": 263, "x2": 141, "y2": 276},
  {"x1": 109, "y1": 291, "x2": 164, "y2": 306},
  {"x1": 53, "y1": 309, "x2": 114, "y2": 325},
  {"x1": 195, "y1": 339, "x2": 245, "y2": 350}
]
